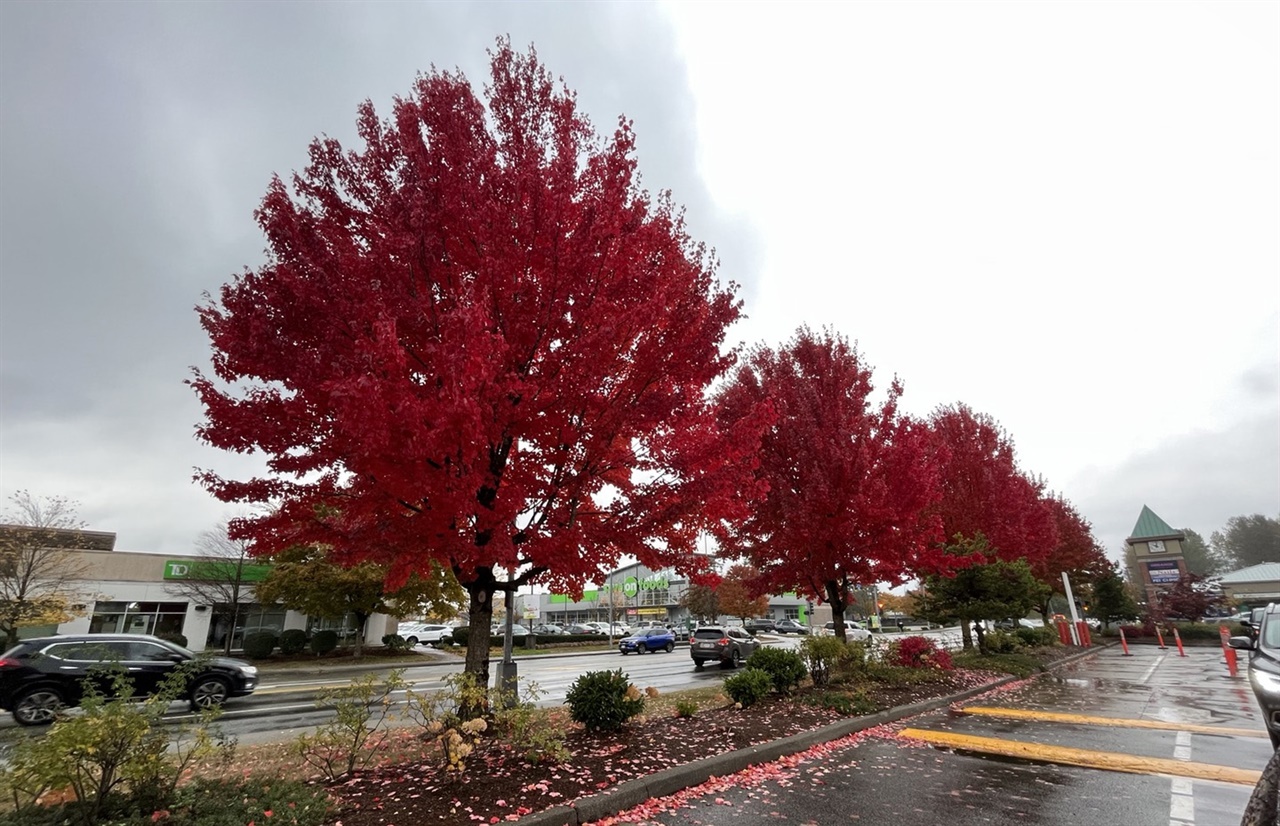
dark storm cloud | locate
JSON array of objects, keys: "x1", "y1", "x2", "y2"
[{"x1": 0, "y1": 1, "x2": 759, "y2": 550}]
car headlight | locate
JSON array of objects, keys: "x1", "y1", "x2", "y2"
[
  {"x1": 1251, "y1": 670, "x2": 1280, "y2": 695},
  {"x1": 239, "y1": 665, "x2": 258, "y2": 677}
]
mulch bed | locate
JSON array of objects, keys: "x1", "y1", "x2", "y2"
[{"x1": 326, "y1": 670, "x2": 1001, "y2": 825}]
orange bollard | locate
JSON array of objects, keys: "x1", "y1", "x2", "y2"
[
  {"x1": 1119, "y1": 627, "x2": 1132, "y2": 656},
  {"x1": 1155, "y1": 626, "x2": 1167, "y2": 650},
  {"x1": 1226, "y1": 645, "x2": 1239, "y2": 677},
  {"x1": 1173, "y1": 627, "x2": 1186, "y2": 657}
]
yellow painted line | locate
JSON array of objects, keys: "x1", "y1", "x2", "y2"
[
  {"x1": 899, "y1": 728, "x2": 1262, "y2": 785},
  {"x1": 960, "y1": 706, "x2": 1268, "y2": 738}
]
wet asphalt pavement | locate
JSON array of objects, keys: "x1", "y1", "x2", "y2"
[{"x1": 619, "y1": 645, "x2": 1272, "y2": 826}]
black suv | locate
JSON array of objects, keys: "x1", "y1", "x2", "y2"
[
  {"x1": 1230, "y1": 603, "x2": 1280, "y2": 748},
  {"x1": 690, "y1": 625, "x2": 760, "y2": 669},
  {"x1": 743, "y1": 618, "x2": 776, "y2": 634},
  {"x1": 0, "y1": 634, "x2": 259, "y2": 726}
]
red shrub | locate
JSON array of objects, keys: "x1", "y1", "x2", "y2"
[{"x1": 892, "y1": 635, "x2": 954, "y2": 670}]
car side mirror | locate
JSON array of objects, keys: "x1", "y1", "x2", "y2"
[{"x1": 1228, "y1": 635, "x2": 1256, "y2": 651}]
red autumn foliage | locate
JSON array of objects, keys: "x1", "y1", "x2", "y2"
[
  {"x1": 1028, "y1": 495, "x2": 1110, "y2": 615},
  {"x1": 190, "y1": 40, "x2": 766, "y2": 684},
  {"x1": 927, "y1": 404, "x2": 1058, "y2": 568},
  {"x1": 891, "y1": 635, "x2": 954, "y2": 670},
  {"x1": 713, "y1": 328, "x2": 944, "y2": 634}
]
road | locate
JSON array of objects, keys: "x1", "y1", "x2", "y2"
[{"x1": 620, "y1": 645, "x2": 1270, "y2": 826}]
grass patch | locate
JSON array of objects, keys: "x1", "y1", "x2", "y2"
[
  {"x1": 952, "y1": 650, "x2": 1046, "y2": 678},
  {"x1": 800, "y1": 688, "x2": 876, "y2": 715}
]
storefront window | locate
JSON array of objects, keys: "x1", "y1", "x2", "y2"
[{"x1": 88, "y1": 601, "x2": 188, "y2": 637}]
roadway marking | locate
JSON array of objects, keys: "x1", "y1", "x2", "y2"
[
  {"x1": 898, "y1": 728, "x2": 1261, "y2": 786},
  {"x1": 1170, "y1": 729, "x2": 1194, "y2": 824},
  {"x1": 959, "y1": 706, "x2": 1267, "y2": 738},
  {"x1": 1141, "y1": 654, "x2": 1165, "y2": 683}
]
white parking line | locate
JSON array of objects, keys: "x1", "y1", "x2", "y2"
[{"x1": 1170, "y1": 723, "x2": 1195, "y2": 823}]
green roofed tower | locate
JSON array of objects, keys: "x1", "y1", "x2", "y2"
[{"x1": 1125, "y1": 505, "x2": 1187, "y2": 603}]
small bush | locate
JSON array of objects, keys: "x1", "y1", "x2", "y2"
[
  {"x1": 279, "y1": 628, "x2": 309, "y2": 655},
  {"x1": 952, "y1": 650, "x2": 1045, "y2": 678},
  {"x1": 382, "y1": 633, "x2": 413, "y2": 652},
  {"x1": 799, "y1": 635, "x2": 864, "y2": 686},
  {"x1": 156, "y1": 631, "x2": 188, "y2": 648},
  {"x1": 722, "y1": 668, "x2": 773, "y2": 707},
  {"x1": 1014, "y1": 626, "x2": 1059, "y2": 647},
  {"x1": 746, "y1": 646, "x2": 808, "y2": 693},
  {"x1": 564, "y1": 670, "x2": 644, "y2": 731},
  {"x1": 891, "y1": 635, "x2": 954, "y2": 670},
  {"x1": 981, "y1": 630, "x2": 1019, "y2": 654},
  {"x1": 242, "y1": 630, "x2": 278, "y2": 659},
  {"x1": 295, "y1": 671, "x2": 407, "y2": 781},
  {"x1": 489, "y1": 680, "x2": 569, "y2": 765},
  {"x1": 674, "y1": 700, "x2": 698, "y2": 718},
  {"x1": 310, "y1": 629, "x2": 339, "y2": 655}
]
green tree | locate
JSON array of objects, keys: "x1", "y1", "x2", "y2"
[
  {"x1": 1090, "y1": 568, "x2": 1139, "y2": 629},
  {"x1": 1211, "y1": 514, "x2": 1280, "y2": 570},
  {"x1": 916, "y1": 537, "x2": 1049, "y2": 652},
  {"x1": 1178, "y1": 528, "x2": 1228, "y2": 576},
  {"x1": 256, "y1": 547, "x2": 465, "y2": 657},
  {"x1": 0, "y1": 491, "x2": 90, "y2": 647}
]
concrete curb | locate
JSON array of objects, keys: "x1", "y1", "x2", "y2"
[{"x1": 516, "y1": 645, "x2": 1104, "y2": 826}]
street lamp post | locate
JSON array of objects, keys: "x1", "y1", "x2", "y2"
[{"x1": 498, "y1": 584, "x2": 517, "y2": 708}]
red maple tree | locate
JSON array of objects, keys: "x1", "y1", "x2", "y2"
[
  {"x1": 718, "y1": 564, "x2": 770, "y2": 622},
  {"x1": 927, "y1": 404, "x2": 1058, "y2": 564},
  {"x1": 1029, "y1": 494, "x2": 1111, "y2": 621},
  {"x1": 191, "y1": 41, "x2": 764, "y2": 684},
  {"x1": 713, "y1": 328, "x2": 944, "y2": 640}
]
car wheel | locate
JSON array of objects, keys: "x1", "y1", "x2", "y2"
[
  {"x1": 722, "y1": 650, "x2": 741, "y2": 670},
  {"x1": 694, "y1": 660, "x2": 704, "y2": 670},
  {"x1": 665, "y1": 642, "x2": 674, "y2": 653},
  {"x1": 13, "y1": 687, "x2": 64, "y2": 726},
  {"x1": 189, "y1": 675, "x2": 231, "y2": 712},
  {"x1": 406, "y1": 637, "x2": 419, "y2": 646},
  {"x1": 1270, "y1": 729, "x2": 1280, "y2": 751}
]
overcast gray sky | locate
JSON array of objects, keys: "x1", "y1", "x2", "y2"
[{"x1": 2, "y1": 1, "x2": 1276, "y2": 569}]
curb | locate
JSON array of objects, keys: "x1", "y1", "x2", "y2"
[{"x1": 516, "y1": 645, "x2": 1104, "y2": 826}]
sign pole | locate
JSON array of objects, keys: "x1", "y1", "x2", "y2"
[{"x1": 1062, "y1": 573, "x2": 1081, "y2": 646}]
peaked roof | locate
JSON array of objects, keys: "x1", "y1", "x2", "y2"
[
  {"x1": 1126, "y1": 505, "x2": 1184, "y2": 542},
  {"x1": 1220, "y1": 563, "x2": 1280, "y2": 584}
]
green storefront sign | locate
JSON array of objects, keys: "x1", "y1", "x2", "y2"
[{"x1": 163, "y1": 559, "x2": 273, "y2": 583}]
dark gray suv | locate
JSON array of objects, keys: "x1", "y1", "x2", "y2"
[
  {"x1": 1230, "y1": 603, "x2": 1280, "y2": 749},
  {"x1": 690, "y1": 625, "x2": 760, "y2": 669}
]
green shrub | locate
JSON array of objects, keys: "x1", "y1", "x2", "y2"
[
  {"x1": 0, "y1": 664, "x2": 231, "y2": 826},
  {"x1": 722, "y1": 668, "x2": 773, "y2": 707},
  {"x1": 295, "y1": 671, "x2": 407, "y2": 781},
  {"x1": 746, "y1": 646, "x2": 808, "y2": 693},
  {"x1": 450, "y1": 626, "x2": 470, "y2": 646},
  {"x1": 674, "y1": 699, "x2": 698, "y2": 718},
  {"x1": 382, "y1": 633, "x2": 412, "y2": 652},
  {"x1": 564, "y1": 670, "x2": 644, "y2": 731},
  {"x1": 1015, "y1": 626, "x2": 1059, "y2": 647},
  {"x1": 279, "y1": 628, "x2": 309, "y2": 655},
  {"x1": 981, "y1": 630, "x2": 1019, "y2": 654},
  {"x1": 156, "y1": 631, "x2": 188, "y2": 648},
  {"x1": 310, "y1": 629, "x2": 339, "y2": 655},
  {"x1": 799, "y1": 635, "x2": 864, "y2": 686},
  {"x1": 489, "y1": 679, "x2": 569, "y2": 764},
  {"x1": 242, "y1": 630, "x2": 277, "y2": 659}
]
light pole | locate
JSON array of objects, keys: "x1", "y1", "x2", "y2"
[{"x1": 498, "y1": 581, "x2": 517, "y2": 708}]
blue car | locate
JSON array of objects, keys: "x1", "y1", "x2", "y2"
[{"x1": 619, "y1": 628, "x2": 676, "y2": 654}]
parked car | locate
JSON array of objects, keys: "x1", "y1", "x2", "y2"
[
  {"x1": 533, "y1": 623, "x2": 565, "y2": 636},
  {"x1": 0, "y1": 634, "x2": 259, "y2": 726},
  {"x1": 773, "y1": 619, "x2": 809, "y2": 635},
  {"x1": 565, "y1": 623, "x2": 603, "y2": 635},
  {"x1": 489, "y1": 624, "x2": 531, "y2": 638},
  {"x1": 586, "y1": 621, "x2": 631, "y2": 637},
  {"x1": 619, "y1": 628, "x2": 677, "y2": 655},
  {"x1": 396, "y1": 622, "x2": 453, "y2": 646},
  {"x1": 690, "y1": 625, "x2": 760, "y2": 669},
  {"x1": 1229, "y1": 603, "x2": 1280, "y2": 748},
  {"x1": 744, "y1": 618, "x2": 776, "y2": 634},
  {"x1": 823, "y1": 621, "x2": 871, "y2": 641}
]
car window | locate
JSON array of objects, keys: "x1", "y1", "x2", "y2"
[
  {"x1": 1264, "y1": 620, "x2": 1280, "y2": 649},
  {"x1": 693, "y1": 628, "x2": 724, "y2": 640},
  {"x1": 127, "y1": 642, "x2": 179, "y2": 662},
  {"x1": 43, "y1": 641, "x2": 119, "y2": 661}
]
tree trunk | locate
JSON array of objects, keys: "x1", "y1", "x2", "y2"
[
  {"x1": 353, "y1": 613, "x2": 368, "y2": 659},
  {"x1": 463, "y1": 577, "x2": 498, "y2": 693},
  {"x1": 961, "y1": 619, "x2": 974, "y2": 651},
  {"x1": 972, "y1": 621, "x2": 985, "y2": 653},
  {"x1": 824, "y1": 581, "x2": 848, "y2": 641}
]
